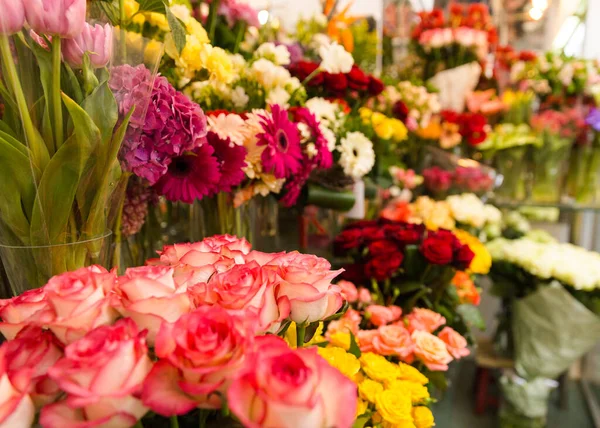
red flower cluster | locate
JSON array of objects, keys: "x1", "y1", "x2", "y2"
[
  {"x1": 334, "y1": 220, "x2": 473, "y2": 282},
  {"x1": 442, "y1": 110, "x2": 488, "y2": 146},
  {"x1": 412, "y1": 4, "x2": 496, "y2": 45},
  {"x1": 288, "y1": 61, "x2": 384, "y2": 100},
  {"x1": 422, "y1": 166, "x2": 494, "y2": 195},
  {"x1": 494, "y1": 45, "x2": 538, "y2": 70}
]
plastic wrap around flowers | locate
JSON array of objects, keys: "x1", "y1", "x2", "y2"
[{"x1": 0, "y1": 235, "x2": 360, "y2": 428}]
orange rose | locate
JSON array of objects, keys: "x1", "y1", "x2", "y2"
[
  {"x1": 438, "y1": 327, "x2": 470, "y2": 359},
  {"x1": 372, "y1": 325, "x2": 415, "y2": 363},
  {"x1": 405, "y1": 308, "x2": 446, "y2": 333},
  {"x1": 453, "y1": 271, "x2": 481, "y2": 305},
  {"x1": 412, "y1": 330, "x2": 453, "y2": 371}
]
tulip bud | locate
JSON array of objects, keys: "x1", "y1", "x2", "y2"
[
  {"x1": 24, "y1": 0, "x2": 86, "y2": 39},
  {"x1": 0, "y1": 0, "x2": 25, "y2": 35},
  {"x1": 62, "y1": 23, "x2": 113, "y2": 69}
]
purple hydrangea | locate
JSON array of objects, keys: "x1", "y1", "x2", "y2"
[
  {"x1": 586, "y1": 108, "x2": 600, "y2": 132},
  {"x1": 109, "y1": 64, "x2": 155, "y2": 129},
  {"x1": 112, "y1": 72, "x2": 208, "y2": 185}
]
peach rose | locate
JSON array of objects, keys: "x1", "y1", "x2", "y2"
[
  {"x1": 372, "y1": 325, "x2": 415, "y2": 362},
  {"x1": 0, "y1": 288, "x2": 55, "y2": 340},
  {"x1": 142, "y1": 306, "x2": 256, "y2": 415},
  {"x1": 358, "y1": 287, "x2": 372, "y2": 304},
  {"x1": 155, "y1": 235, "x2": 252, "y2": 265},
  {"x1": 228, "y1": 335, "x2": 357, "y2": 428},
  {"x1": 41, "y1": 318, "x2": 152, "y2": 427},
  {"x1": 366, "y1": 305, "x2": 402, "y2": 327},
  {"x1": 113, "y1": 266, "x2": 192, "y2": 344},
  {"x1": 327, "y1": 309, "x2": 362, "y2": 336},
  {"x1": 0, "y1": 343, "x2": 35, "y2": 428},
  {"x1": 412, "y1": 330, "x2": 453, "y2": 371},
  {"x1": 243, "y1": 250, "x2": 285, "y2": 266},
  {"x1": 405, "y1": 308, "x2": 446, "y2": 333},
  {"x1": 438, "y1": 327, "x2": 470, "y2": 359},
  {"x1": 44, "y1": 266, "x2": 118, "y2": 344},
  {"x1": 357, "y1": 329, "x2": 379, "y2": 353},
  {"x1": 5, "y1": 326, "x2": 63, "y2": 407},
  {"x1": 269, "y1": 253, "x2": 344, "y2": 323},
  {"x1": 202, "y1": 261, "x2": 289, "y2": 332},
  {"x1": 337, "y1": 280, "x2": 358, "y2": 302}
]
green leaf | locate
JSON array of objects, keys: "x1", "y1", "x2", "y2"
[
  {"x1": 395, "y1": 281, "x2": 425, "y2": 295},
  {"x1": 82, "y1": 82, "x2": 118, "y2": 148},
  {"x1": 456, "y1": 304, "x2": 486, "y2": 330},
  {"x1": 138, "y1": 0, "x2": 167, "y2": 13},
  {"x1": 0, "y1": 120, "x2": 18, "y2": 140},
  {"x1": 304, "y1": 322, "x2": 321, "y2": 343},
  {"x1": 166, "y1": 6, "x2": 187, "y2": 54},
  {"x1": 348, "y1": 331, "x2": 362, "y2": 358},
  {"x1": 352, "y1": 413, "x2": 372, "y2": 428},
  {"x1": 0, "y1": 130, "x2": 28, "y2": 156}
]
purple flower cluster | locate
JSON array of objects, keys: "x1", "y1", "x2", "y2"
[{"x1": 111, "y1": 70, "x2": 208, "y2": 185}]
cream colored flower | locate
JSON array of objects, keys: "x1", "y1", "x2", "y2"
[
  {"x1": 255, "y1": 42, "x2": 291, "y2": 66},
  {"x1": 338, "y1": 132, "x2": 375, "y2": 179},
  {"x1": 319, "y1": 42, "x2": 354, "y2": 74},
  {"x1": 207, "y1": 113, "x2": 246, "y2": 146}
]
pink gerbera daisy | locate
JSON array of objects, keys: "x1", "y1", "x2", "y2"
[
  {"x1": 153, "y1": 143, "x2": 221, "y2": 203},
  {"x1": 257, "y1": 104, "x2": 302, "y2": 179}
]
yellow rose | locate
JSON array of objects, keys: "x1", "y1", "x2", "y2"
[
  {"x1": 454, "y1": 229, "x2": 492, "y2": 274},
  {"x1": 359, "y1": 378, "x2": 384, "y2": 403},
  {"x1": 412, "y1": 407, "x2": 435, "y2": 428},
  {"x1": 356, "y1": 399, "x2": 369, "y2": 417},
  {"x1": 329, "y1": 331, "x2": 351, "y2": 350},
  {"x1": 375, "y1": 389, "x2": 413, "y2": 426},
  {"x1": 397, "y1": 363, "x2": 429, "y2": 385},
  {"x1": 374, "y1": 119, "x2": 394, "y2": 140},
  {"x1": 317, "y1": 347, "x2": 361, "y2": 380},
  {"x1": 391, "y1": 120, "x2": 408, "y2": 142},
  {"x1": 386, "y1": 380, "x2": 430, "y2": 404},
  {"x1": 360, "y1": 353, "x2": 401, "y2": 382}
]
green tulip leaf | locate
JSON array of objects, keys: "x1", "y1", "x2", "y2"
[{"x1": 166, "y1": 6, "x2": 187, "y2": 54}]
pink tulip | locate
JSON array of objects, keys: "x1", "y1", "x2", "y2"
[
  {"x1": 24, "y1": 0, "x2": 86, "y2": 39},
  {"x1": 0, "y1": 0, "x2": 25, "y2": 35},
  {"x1": 62, "y1": 23, "x2": 112, "y2": 69}
]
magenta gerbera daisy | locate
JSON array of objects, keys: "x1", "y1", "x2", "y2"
[
  {"x1": 257, "y1": 104, "x2": 302, "y2": 179},
  {"x1": 153, "y1": 143, "x2": 221, "y2": 203},
  {"x1": 296, "y1": 107, "x2": 333, "y2": 169},
  {"x1": 206, "y1": 131, "x2": 248, "y2": 192}
]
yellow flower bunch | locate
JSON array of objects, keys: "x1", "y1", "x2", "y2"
[
  {"x1": 409, "y1": 196, "x2": 456, "y2": 231},
  {"x1": 317, "y1": 347, "x2": 361, "y2": 381},
  {"x1": 360, "y1": 108, "x2": 408, "y2": 143},
  {"x1": 453, "y1": 229, "x2": 492, "y2": 275}
]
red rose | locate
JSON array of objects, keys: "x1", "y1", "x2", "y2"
[
  {"x1": 420, "y1": 237, "x2": 453, "y2": 265},
  {"x1": 334, "y1": 229, "x2": 364, "y2": 251},
  {"x1": 368, "y1": 76, "x2": 384, "y2": 96},
  {"x1": 392, "y1": 101, "x2": 409, "y2": 122},
  {"x1": 430, "y1": 229, "x2": 461, "y2": 250},
  {"x1": 368, "y1": 240, "x2": 399, "y2": 257},
  {"x1": 383, "y1": 224, "x2": 424, "y2": 245},
  {"x1": 347, "y1": 65, "x2": 369, "y2": 91},
  {"x1": 454, "y1": 244, "x2": 475, "y2": 270},
  {"x1": 441, "y1": 110, "x2": 460, "y2": 124},
  {"x1": 289, "y1": 61, "x2": 323, "y2": 86},
  {"x1": 346, "y1": 220, "x2": 378, "y2": 230},
  {"x1": 324, "y1": 73, "x2": 348, "y2": 94},
  {"x1": 362, "y1": 227, "x2": 386, "y2": 242},
  {"x1": 365, "y1": 253, "x2": 403, "y2": 281}
]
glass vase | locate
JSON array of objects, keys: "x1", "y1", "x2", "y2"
[
  {"x1": 564, "y1": 141, "x2": 600, "y2": 204},
  {"x1": 494, "y1": 147, "x2": 529, "y2": 202},
  {"x1": 530, "y1": 134, "x2": 570, "y2": 203},
  {"x1": 192, "y1": 194, "x2": 255, "y2": 242},
  {"x1": 0, "y1": 231, "x2": 112, "y2": 297}
]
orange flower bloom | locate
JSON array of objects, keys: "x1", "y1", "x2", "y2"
[{"x1": 452, "y1": 271, "x2": 481, "y2": 305}]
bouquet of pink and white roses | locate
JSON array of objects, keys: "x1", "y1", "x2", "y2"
[{"x1": 0, "y1": 235, "x2": 361, "y2": 428}]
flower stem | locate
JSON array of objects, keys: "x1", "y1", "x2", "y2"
[
  {"x1": 289, "y1": 67, "x2": 321, "y2": 105},
  {"x1": 51, "y1": 37, "x2": 63, "y2": 151},
  {"x1": 296, "y1": 323, "x2": 306, "y2": 348},
  {"x1": 208, "y1": 0, "x2": 220, "y2": 42},
  {"x1": 0, "y1": 34, "x2": 49, "y2": 166},
  {"x1": 233, "y1": 22, "x2": 246, "y2": 54},
  {"x1": 198, "y1": 409, "x2": 209, "y2": 428},
  {"x1": 170, "y1": 415, "x2": 179, "y2": 428}
]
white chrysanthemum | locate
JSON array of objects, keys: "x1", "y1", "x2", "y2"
[
  {"x1": 207, "y1": 113, "x2": 246, "y2": 146},
  {"x1": 231, "y1": 86, "x2": 249, "y2": 109},
  {"x1": 266, "y1": 87, "x2": 291, "y2": 107},
  {"x1": 306, "y1": 97, "x2": 339, "y2": 128},
  {"x1": 318, "y1": 42, "x2": 354, "y2": 74},
  {"x1": 251, "y1": 59, "x2": 292, "y2": 90},
  {"x1": 255, "y1": 42, "x2": 291, "y2": 66},
  {"x1": 320, "y1": 124, "x2": 336, "y2": 152},
  {"x1": 338, "y1": 132, "x2": 375, "y2": 179}
]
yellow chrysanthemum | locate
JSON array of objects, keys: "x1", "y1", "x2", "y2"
[
  {"x1": 454, "y1": 229, "x2": 492, "y2": 274},
  {"x1": 412, "y1": 407, "x2": 435, "y2": 428},
  {"x1": 375, "y1": 389, "x2": 413, "y2": 426},
  {"x1": 371, "y1": 112, "x2": 387, "y2": 126},
  {"x1": 123, "y1": 0, "x2": 145, "y2": 25},
  {"x1": 146, "y1": 11, "x2": 170, "y2": 31},
  {"x1": 391, "y1": 119, "x2": 408, "y2": 142},
  {"x1": 359, "y1": 378, "x2": 384, "y2": 403},
  {"x1": 200, "y1": 45, "x2": 234, "y2": 83},
  {"x1": 360, "y1": 107, "x2": 373, "y2": 123},
  {"x1": 144, "y1": 39, "x2": 164, "y2": 65},
  {"x1": 317, "y1": 347, "x2": 361, "y2": 380},
  {"x1": 356, "y1": 399, "x2": 369, "y2": 417},
  {"x1": 360, "y1": 353, "x2": 401, "y2": 383},
  {"x1": 186, "y1": 19, "x2": 210, "y2": 44},
  {"x1": 386, "y1": 380, "x2": 430, "y2": 404},
  {"x1": 397, "y1": 363, "x2": 429, "y2": 386},
  {"x1": 329, "y1": 331, "x2": 351, "y2": 350}
]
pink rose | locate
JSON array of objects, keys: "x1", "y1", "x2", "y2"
[
  {"x1": 5, "y1": 326, "x2": 63, "y2": 407},
  {"x1": 0, "y1": 288, "x2": 55, "y2": 340},
  {"x1": 366, "y1": 305, "x2": 402, "y2": 327},
  {"x1": 270, "y1": 252, "x2": 344, "y2": 323},
  {"x1": 438, "y1": 327, "x2": 470, "y2": 359},
  {"x1": 195, "y1": 234, "x2": 252, "y2": 255},
  {"x1": 155, "y1": 235, "x2": 251, "y2": 266},
  {"x1": 201, "y1": 262, "x2": 289, "y2": 332},
  {"x1": 412, "y1": 330, "x2": 453, "y2": 371},
  {"x1": 44, "y1": 266, "x2": 118, "y2": 344},
  {"x1": 337, "y1": 280, "x2": 358, "y2": 303},
  {"x1": 0, "y1": 344, "x2": 35, "y2": 428},
  {"x1": 228, "y1": 335, "x2": 357, "y2": 428},
  {"x1": 358, "y1": 287, "x2": 372, "y2": 304},
  {"x1": 372, "y1": 325, "x2": 415, "y2": 363},
  {"x1": 357, "y1": 329, "x2": 378, "y2": 353},
  {"x1": 113, "y1": 266, "x2": 192, "y2": 344},
  {"x1": 243, "y1": 250, "x2": 285, "y2": 266},
  {"x1": 142, "y1": 306, "x2": 256, "y2": 415},
  {"x1": 41, "y1": 318, "x2": 152, "y2": 427},
  {"x1": 405, "y1": 308, "x2": 446, "y2": 333}
]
